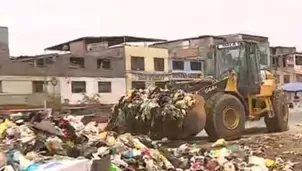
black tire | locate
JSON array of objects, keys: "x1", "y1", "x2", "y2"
[
  {"x1": 265, "y1": 90, "x2": 289, "y2": 133},
  {"x1": 205, "y1": 93, "x2": 246, "y2": 141}
]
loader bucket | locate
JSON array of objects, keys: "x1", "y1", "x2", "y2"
[
  {"x1": 105, "y1": 92, "x2": 207, "y2": 140},
  {"x1": 160, "y1": 94, "x2": 206, "y2": 140},
  {"x1": 181, "y1": 94, "x2": 206, "y2": 138}
]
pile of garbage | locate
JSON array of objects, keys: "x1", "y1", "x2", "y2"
[
  {"x1": 107, "y1": 87, "x2": 198, "y2": 139},
  {"x1": 0, "y1": 110, "x2": 297, "y2": 171}
]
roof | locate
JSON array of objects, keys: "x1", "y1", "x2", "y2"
[
  {"x1": 270, "y1": 46, "x2": 296, "y2": 49},
  {"x1": 11, "y1": 53, "x2": 58, "y2": 61},
  {"x1": 152, "y1": 35, "x2": 225, "y2": 46},
  {"x1": 221, "y1": 33, "x2": 268, "y2": 40},
  {"x1": 151, "y1": 33, "x2": 269, "y2": 46},
  {"x1": 271, "y1": 52, "x2": 302, "y2": 57},
  {"x1": 45, "y1": 36, "x2": 166, "y2": 51},
  {"x1": 283, "y1": 52, "x2": 302, "y2": 56}
]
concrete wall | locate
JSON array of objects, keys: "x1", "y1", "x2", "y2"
[
  {"x1": 151, "y1": 37, "x2": 223, "y2": 58},
  {"x1": 271, "y1": 47, "x2": 296, "y2": 56},
  {"x1": 0, "y1": 76, "x2": 60, "y2": 106},
  {"x1": 275, "y1": 70, "x2": 296, "y2": 85},
  {"x1": 151, "y1": 36, "x2": 224, "y2": 49},
  {"x1": 0, "y1": 76, "x2": 60, "y2": 94},
  {"x1": 1, "y1": 47, "x2": 126, "y2": 78},
  {"x1": 0, "y1": 75, "x2": 125, "y2": 105},
  {"x1": 59, "y1": 77, "x2": 126, "y2": 104},
  {"x1": 70, "y1": 40, "x2": 86, "y2": 56},
  {"x1": 124, "y1": 46, "x2": 169, "y2": 90}
]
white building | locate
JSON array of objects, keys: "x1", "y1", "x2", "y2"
[
  {"x1": 59, "y1": 76, "x2": 125, "y2": 104},
  {"x1": 0, "y1": 75, "x2": 126, "y2": 106}
]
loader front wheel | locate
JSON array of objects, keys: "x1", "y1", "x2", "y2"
[
  {"x1": 205, "y1": 93, "x2": 246, "y2": 141},
  {"x1": 265, "y1": 90, "x2": 289, "y2": 133}
]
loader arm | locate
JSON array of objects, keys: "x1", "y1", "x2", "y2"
[{"x1": 196, "y1": 78, "x2": 229, "y2": 100}]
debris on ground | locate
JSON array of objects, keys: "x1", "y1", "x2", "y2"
[{"x1": 0, "y1": 110, "x2": 300, "y2": 171}]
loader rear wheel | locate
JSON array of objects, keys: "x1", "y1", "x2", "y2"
[
  {"x1": 205, "y1": 93, "x2": 246, "y2": 141},
  {"x1": 265, "y1": 90, "x2": 289, "y2": 133}
]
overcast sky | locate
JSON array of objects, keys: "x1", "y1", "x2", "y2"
[{"x1": 0, "y1": 0, "x2": 301, "y2": 56}]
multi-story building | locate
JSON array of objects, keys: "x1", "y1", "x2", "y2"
[
  {"x1": 44, "y1": 36, "x2": 166, "y2": 104},
  {"x1": 270, "y1": 46, "x2": 297, "y2": 84},
  {"x1": 0, "y1": 28, "x2": 166, "y2": 106},
  {"x1": 151, "y1": 35, "x2": 225, "y2": 80}
]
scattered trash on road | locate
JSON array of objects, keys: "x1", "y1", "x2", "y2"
[{"x1": 0, "y1": 111, "x2": 299, "y2": 171}]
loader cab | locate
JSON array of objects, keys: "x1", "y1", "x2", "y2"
[{"x1": 211, "y1": 41, "x2": 262, "y2": 95}]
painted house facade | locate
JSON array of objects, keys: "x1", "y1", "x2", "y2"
[{"x1": 125, "y1": 46, "x2": 169, "y2": 89}]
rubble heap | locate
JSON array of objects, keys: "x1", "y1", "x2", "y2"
[
  {"x1": 107, "y1": 87, "x2": 197, "y2": 139},
  {"x1": 0, "y1": 111, "x2": 298, "y2": 171}
]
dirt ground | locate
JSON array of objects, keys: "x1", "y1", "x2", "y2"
[
  {"x1": 235, "y1": 132, "x2": 302, "y2": 170},
  {"x1": 241, "y1": 125, "x2": 302, "y2": 169},
  {"x1": 227, "y1": 126, "x2": 302, "y2": 170},
  {"x1": 159, "y1": 125, "x2": 302, "y2": 170}
]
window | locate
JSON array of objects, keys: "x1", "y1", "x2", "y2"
[
  {"x1": 282, "y1": 57, "x2": 286, "y2": 67},
  {"x1": 69, "y1": 57, "x2": 85, "y2": 68},
  {"x1": 132, "y1": 81, "x2": 145, "y2": 89},
  {"x1": 296, "y1": 56, "x2": 302, "y2": 65},
  {"x1": 97, "y1": 59, "x2": 111, "y2": 69},
  {"x1": 284, "y1": 75, "x2": 290, "y2": 84},
  {"x1": 98, "y1": 81, "x2": 112, "y2": 93},
  {"x1": 131, "y1": 56, "x2": 145, "y2": 71},
  {"x1": 32, "y1": 81, "x2": 44, "y2": 93},
  {"x1": 36, "y1": 59, "x2": 45, "y2": 67},
  {"x1": 154, "y1": 58, "x2": 165, "y2": 71},
  {"x1": 286, "y1": 56, "x2": 295, "y2": 67},
  {"x1": 272, "y1": 57, "x2": 279, "y2": 67},
  {"x1": 181, "y1": 41, "x2": 190, "y2": 49},
  {"x1": 172, "y1": 60, "x2": 184, "y2": 70},
  {"x1": 296, "y1": 74, "x2": 302, "y2": 82},
  {"x1": 46, "y1": 57, "x2": 55, "y2": 64},
  {"x1": 155, "y1": 82, "x2": 166, "y2": 89},
  {"x1": 190, "y1": 61, "x2": 202, "y2": 71},
  {"x1": 71, "y1": 81, "x2": 86, "y2": 93},
  {"x1": 271, "y1": 48, "x2": 276, "y2": 55}
]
